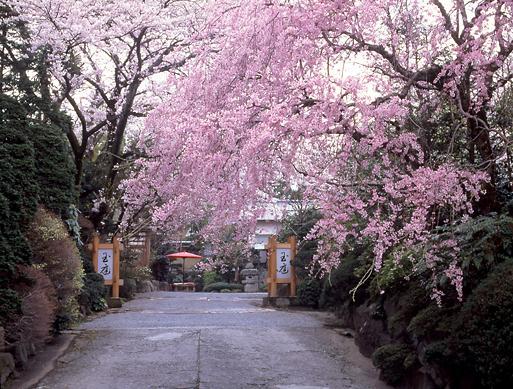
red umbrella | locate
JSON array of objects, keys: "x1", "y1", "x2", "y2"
[
  {"x1": 166, "y1": 251, "x2": 203, "y2": 279},
  {"x1": 166, "y1": 251, "x2": 202, "y2": 259}
]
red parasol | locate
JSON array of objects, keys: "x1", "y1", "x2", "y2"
[
  {"x1": 166, "y1": 251, "x2": 203, "y2": 279},
  {"x1": 166, "y1": 251, "x2": 202, "y2": 259}
]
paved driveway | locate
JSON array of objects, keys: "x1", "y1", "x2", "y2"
[{"x1": 35, "y1": 292, "x2": 388, "y2": 389}]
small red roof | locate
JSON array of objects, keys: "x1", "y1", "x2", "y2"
[{"x1": 166, "y1": 251, "x2": 202, "y2": 260}]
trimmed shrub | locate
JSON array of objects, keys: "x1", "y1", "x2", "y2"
[
  {"x1": 450, "y1": 259, "x2": 513, "y2": 389},
  {"x1": 26, "y1": 208, "x2": 84, "y2": 333},
  {"x1": 297, "y1": 279, "x2": 321, "y2": 307},
  {"x1": 372, "y1": 343, "x2": 416, "y2": 385},
  {"x1": 203, "y1": 282, "x2": 244, "y2": 292},
  {"x1": 202, "y1": 271, "x2": 222, "y2": 286},
  {"x1": 79, "y1": 273, "x2": 107, "y2": 313}
]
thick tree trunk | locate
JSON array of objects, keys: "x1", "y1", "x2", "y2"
[{"x1": 467, "y1": 109, "x2": 498, "y2": 213}]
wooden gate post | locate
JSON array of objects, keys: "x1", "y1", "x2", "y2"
[
  {"x1": 266, "y1": 235, "x2": 297, "y2": 299},
  {"x1": 91, "y1": 234, "x2": 123, "y2": 306}
]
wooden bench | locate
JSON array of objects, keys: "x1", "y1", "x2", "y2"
[{"x1": 172, "y1": 282, "x2": 195, "y2": 292}]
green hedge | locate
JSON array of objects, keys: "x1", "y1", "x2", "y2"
[{"x1": 203, "y1": 282, "x2": 243, "y2": 292}]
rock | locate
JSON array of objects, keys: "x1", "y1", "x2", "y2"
[
  {"x1": 136, "y1": 280, "x2": 154, "y2": 293},
  {"x1": 120, "y1": 278, "x2": 137, "y2": 299},
  {"x1": 241, "y1": 264, "x2": 259, "y2": 293},
  {"x1": 244, "y1": 283, "x2": 259, "y2": 293},
  {"x1": 275, "y1": 297, "x2": 291, "y2": 307},
  {"x1": 107, "y1": 297, "x2": 122, "y2": 308},
  {"x1": 0, "y1": 327, "x2": 4, "y2": 349},
  {"x1": 352, "y1": 303, "x2": 391, "y2": 358},
  {"x1": 0, "y1": 352, "x2": 15, "y2": 386},
  {"x1": 262, "y1": 297, "x2": 297, "y2": 307}
]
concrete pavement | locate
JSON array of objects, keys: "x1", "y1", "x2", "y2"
[{"x1": 34, "y1": 292, "x2": 389, "y2": 389}]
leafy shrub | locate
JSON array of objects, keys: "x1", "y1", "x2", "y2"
[
  {"x1": 0, "y1": 95, "x2": 39, "y2": 328},
  {"x1": 202, "y1": 271, "x2": 222, "y2": 286},
  {"x1": 450, "y1": 259, "x2": 513, "y2": 389},
  {"x1": 407, "y1": 304, "x2": 456, "y2": 340},
  {"x1": 123, "y1": 265, "x2": 153, "y2": 282},
  {"x1": 151, "y1": 256, "x2": 170, "y2": 281},
  {"x1": 28, "y1": 123, "x2": 76, "y2": 219},
  {"x1": 372, "y1": 343, "x2": 416, "y2": 385},
  {"x1": 0, "y1": 288, "x2": 22, "y2": 342},
  {"x1": 319, "y1": 254, "x2": 363, "y2": 308},
  {"x1": 27, "y1": 208, "x2": 84, "y2": 333},
  {"x1": 79, "y1": 273, "x2": 107, "y2": 313},
  {"x1": 297, "y1": 279, "x2": 321, "y2": 307},
  {"x1": 203, "y1": 282, "x2": 243, "y2": 292}
]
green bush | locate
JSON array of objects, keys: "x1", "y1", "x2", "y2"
[
  {"x1": 297, "y1": 279, "x2": 321, "y2": 307},
  {"x1": 450, "y1": 259, "x2": 513, "y2": 389},
  {"x1": 0, "y1": 95, "x2": 39, "y2": 340},
  {"x1": 202, "y1": 271, "x2": 222, "y2": 286},
  {"x1": 79, "y1": 273, "x2": 107, "y2": 313},
  {"x1": 29, "y1": 123, "x2": 76, "y2": 218},
  {"x1": 151, "y1": 256, "x2": 170, "y2": 281},
  {"x1": 0, "y1": 288, "x2": 21, "y2": 334},
  {"x1": 372, "y1": 343, "x2": 416, "y2": 385},
  {"x1": 203, "y1": 282, "x2": 243, "y2": 292}
]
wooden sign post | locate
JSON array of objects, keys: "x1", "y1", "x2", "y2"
[
  {"x1": 92, "y1": 235, "x2": 123, "y2": 304},
  {"x1": 266, "y1": 236, "x2": 297, "y2": 298}
]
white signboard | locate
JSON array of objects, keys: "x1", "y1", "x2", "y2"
[
  {"x1": 98, "y1": 248, "x2": 113, "y2": 280},
  {"x1": 276, "y1": 248, "x2": 291, "y2": 279}
]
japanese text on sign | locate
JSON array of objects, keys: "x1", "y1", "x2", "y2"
[
  {"x1": 275, "y1": 248, "x2": 291, "y2": 279},
  {"x1": 98, "y1": 248, "x2": 113, "y2": 280}
]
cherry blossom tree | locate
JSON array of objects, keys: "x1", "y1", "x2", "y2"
[
  {"x1": 8, "y1": 0, "x2": 202, "y2": 229},
  {"x1": 125, "y1": 0, "x2": 512, "y2": 301}
]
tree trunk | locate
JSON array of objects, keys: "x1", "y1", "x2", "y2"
[{"x1": 467, "y1": 109, "x2": 498, "y2": 213}]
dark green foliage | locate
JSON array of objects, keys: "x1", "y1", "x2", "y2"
[
  {"x1": 29, "y1": 123, "x2": 76, "y2": 218},
  {"x1": 203, "y1": 282, "x2": 243, "y2": 292},
  {"x1": 407, "y1": 305, "x2": 456, "y2": 340},
  {"x1": 0, "y1": 95, "x2": 39, "y2": 334},
  {"x1": 79, "y1": 273, "x2": 107, "y2": 313},
  {"x1": 202, "y1": 271, "x2": 223, "y2": 286},
  {"x1": 457, "y1": 214, "x2": 513, "y2": 281},
  {"x1": 0, "y1": 95, "x2": 38, "y2": 276},
  {"x1": 0, "y1": 288, "x2": 21, "y2": 328},
  {"x1": 297, "y1": 279, "x2": 321, "y2": 307},
  {"x1": 151, "y1": 256, "x2": 171, "y2": 281},
  {"x1": 319, "y1": 254, "x2": 363, "y2": 308},
  {"x1": 450, "y1": 259, "x2": 513, "y2": 389},
  {"x1": 372, "y1": 343, "x2": 416, "y2": 385}
]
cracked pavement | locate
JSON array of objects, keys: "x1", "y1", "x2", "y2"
[{"x1": 35, "y1": 292, "x2": 389, "y2": 389}]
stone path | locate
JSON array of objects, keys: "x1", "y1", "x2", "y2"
[{"x1": 35, "y1": 292, "x2": 389, "y2": 389}]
